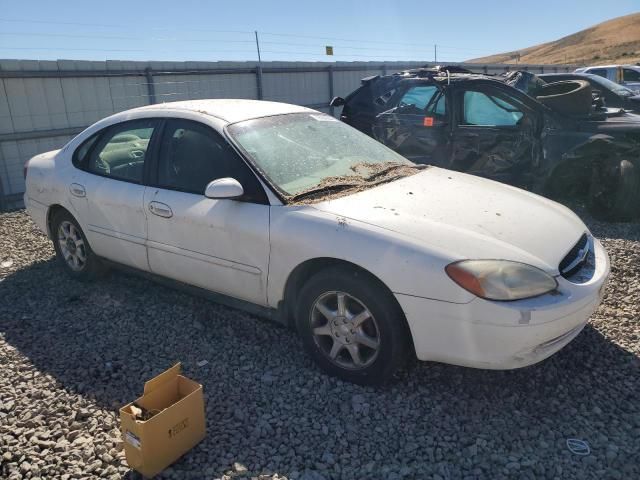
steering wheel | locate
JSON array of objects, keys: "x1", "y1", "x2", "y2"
[
  {"x1": 95, "y1": 157, "x2": 110, "y2": 174},
  {"x1": 129, "y1": 149, "x2": 145, "y2": 160}
]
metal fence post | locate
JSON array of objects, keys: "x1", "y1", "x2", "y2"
[
  {"x1": 328, "y1": 65, "x2": 335, "y2": 116},
  {"x1": 381, "y1": 63, "x2": 387, "y2": 76},
  {"x1": 0, "y1": 169, "x2": 5, "y2": 212},
  {"x1": 145, "y1": 67, "x2": 156, "y2": 104},
  {"x1": 256, "y1": 65, "x2": 264, "y2": 100}
]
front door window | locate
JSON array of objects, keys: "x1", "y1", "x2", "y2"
[{"x1": 462, "y1": 91, "x2": 523, "y2": 126}]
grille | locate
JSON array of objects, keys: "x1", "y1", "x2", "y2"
[{"x1": 559, "y1": 234, "x2": 590, "y2": 279}]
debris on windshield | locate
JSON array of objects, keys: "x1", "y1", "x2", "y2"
[{"x1": 288, "y1": 163, "x2": 428, "y2": 204}]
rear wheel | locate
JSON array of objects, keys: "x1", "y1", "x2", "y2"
[
  {"x1": 588, "y1": 159, "x2": 640, "y2": 221},
  {"x1": 296, "y1": 266, "x2": 412, "y2": 385},
  {"x1": 51, "y1": 210, "x2": 106, "y2": 280}
]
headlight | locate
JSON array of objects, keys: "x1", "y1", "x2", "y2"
[{"x1": 445, "y1": 260, "x2": 557, "y2": 301}]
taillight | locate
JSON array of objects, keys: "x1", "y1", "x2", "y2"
[{"x1": 24, "y1": 159, "x2": 30, "y2": 180}]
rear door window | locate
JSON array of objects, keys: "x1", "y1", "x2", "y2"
[
  {"x1": 396, "y1": 85, "x2": 446, "y2": 116},
  {"x1": 462, "y1": 91, "x2": 523, "y2": 126},
  {"x1": 86, "y1": 119, "x2": 157, "y2": 183},
  {"x1": 398, "y1": 86, "x2": 438, "y2": 110}
]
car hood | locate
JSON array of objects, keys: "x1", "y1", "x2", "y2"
[{"x1": 311, "y1": 168, "x2": 587, "y2": 274}]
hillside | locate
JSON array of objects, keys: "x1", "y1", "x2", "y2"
[{"x1": 468, "y1": 12, "x2": 640, "y2": 65}]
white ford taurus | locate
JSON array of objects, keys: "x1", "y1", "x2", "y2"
[{"x1": 24, "y1": 99, "x2": 609, "y2": 384}]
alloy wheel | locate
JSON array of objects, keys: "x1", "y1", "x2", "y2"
[
  {"x1": 57, "y1": 221, "x2": 87, "y2": 272},
  {"x1": 310, "y1": 291, "x2": 381, "y2": 370}
]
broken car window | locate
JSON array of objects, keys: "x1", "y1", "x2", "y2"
[
  {"x1": 227, "y1": 112, "x2": 413, "y2": 196},
  {"x1": 375, "y1": 89, "x2": 397, "y2": 106},
  {"x1": 463, "y1": 91, "x2": 523, "y2": 127}
]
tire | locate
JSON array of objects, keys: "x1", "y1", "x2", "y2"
[
  {"x1": 295, "y1": 266, "x2": 412, "y2": 385},
  {"x1": 536, "y1": 80, "x2": 592, "y2": 116},
  {"x1": 51, "y1": 210, "x2": 107, "y2": 280},
  {"x1": 588, "y1": 159, "x2": 640, "y2": 221}
]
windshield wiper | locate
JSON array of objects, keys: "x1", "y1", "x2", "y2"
[{"x1": 288, "y1": 181, "x2": 364, "y2": 202}]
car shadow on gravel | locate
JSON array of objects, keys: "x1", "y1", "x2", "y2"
[{"x1": 1, "y1": 255, "x2": 638, "y2": 479}]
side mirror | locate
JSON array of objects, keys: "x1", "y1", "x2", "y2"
[
  {"x1": 204, "y1": 178, "x2": 244, "y2": 199},
  {"x1": 329, "y1": 96, "x2": 345, "y2": 107}
]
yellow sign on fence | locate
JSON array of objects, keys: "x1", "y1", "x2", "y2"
[{"x1": 325, "y1": 46, "x2": 334, "y2": 56}]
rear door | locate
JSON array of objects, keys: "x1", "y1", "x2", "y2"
[
  {"x1": 71, "y1": 118, "x2": 160, "y2": 271},
  {"x1": 449, "y1": 84, "x2": 540, "y2": 189},
  {"x1": 373, "y1": 83, "x2": 450, "y2": 166},
  {"x1": 144, "y1": 118, "x2": 271, "y2": 305}
]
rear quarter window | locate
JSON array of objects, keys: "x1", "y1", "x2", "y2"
[{"x1": 72, "y1": 133, "x2": 100, "y2": 168}]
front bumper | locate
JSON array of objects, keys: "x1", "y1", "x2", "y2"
[{"x1": 396, "y1": 238, "x2": 610, "y2": 369}]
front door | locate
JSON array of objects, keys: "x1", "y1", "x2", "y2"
[
  {"x1": 373, "y1": 84, "x2": 450, "y2": 166},
  {"x1": 144, "y1": 118, "x2": 271, "y2": 305},
  {"x1": 71, "y1": 118, "x2": 160, "y2": 271},
  {"x1": 449, "y1": 86, "x2": 539, "y2": 189}
]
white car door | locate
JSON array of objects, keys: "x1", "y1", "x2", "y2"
[
  {"x1": 68, "y1": 118, "x2": 160, "y2": 271},
  {"x1": 143, "y1": 118, "x2": 271, "y2": 305}
]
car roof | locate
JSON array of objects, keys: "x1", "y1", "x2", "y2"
[
  {"x1": 539, "y1": 73, "x2": 588, "y2": 77},
  {"x1": 133, "y1": 99, "x2": 314, "y2": 124}
]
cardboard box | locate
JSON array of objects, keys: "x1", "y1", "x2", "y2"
[{"x1": 120, "y1": 363, "x2": 206, "y2": 478}]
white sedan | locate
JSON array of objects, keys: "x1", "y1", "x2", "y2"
[{"x1": 24, "y1": 99, "x2": 609, "y2": 384}]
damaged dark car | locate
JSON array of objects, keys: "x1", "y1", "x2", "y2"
[{"x1": 331, "y1": 67, "x2": 640, "y2": 220}]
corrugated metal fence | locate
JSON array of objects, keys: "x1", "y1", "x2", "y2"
[{"x1": 0, "y1": 59, "x2": 575, "y2": 210}]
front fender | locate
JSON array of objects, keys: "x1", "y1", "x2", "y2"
[{"x1": 266, "y1": 205, "x2": 474, "y2": 309}]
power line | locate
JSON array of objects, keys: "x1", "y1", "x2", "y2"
[
  {"x1": 0, "y1": 18, "x2": 253, "y2": 35},
  {"x1": 0, "y1": 18, "x2": 498, "y2": 52},
  {"x1": 2, "y1": 47, "x2": 259, "y2": 54},
  {"x1": 0, "y1": 18, "x2": 496, "y2": 60},
  {"x1": 0, "y1": 32, "x2": 457, "y2": 54}
]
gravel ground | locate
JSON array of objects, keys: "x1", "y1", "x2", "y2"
[{"x1": 0, "y1": 208, "x2": 638, "y2": 480}]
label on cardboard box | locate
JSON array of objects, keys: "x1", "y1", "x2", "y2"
[
  {"x1": 125, "y1": 431, "x2": 141, "y2": 449},
  {"x1": 169, "y1": 418, "x2": 189, "y2": 438}
]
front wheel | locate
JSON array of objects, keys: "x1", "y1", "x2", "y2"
[
  {"x1": 296, "y1": 266, "x2": 412, "y2": 385},
  {"x1": 51, "y1": 210, "x2": 106, "y2": 280},
  {"x1": 588, "y1": 159, "x2": 640, "y2": 221}
]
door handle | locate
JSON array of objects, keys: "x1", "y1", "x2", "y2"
[
  {"x1": 148, "y1": 201, "x2": 173, "y2": 218},
  {"x1": 69, "y1": 183, "x2": 86, "y2": 198}
]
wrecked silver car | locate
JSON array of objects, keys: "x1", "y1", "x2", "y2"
[{"x1": 332, "y1": 67, "x2": 640, "y2": 221}]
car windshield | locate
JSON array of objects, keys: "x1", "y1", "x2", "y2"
[
  {"x1": 586, "y1": 74, "x2": 635, "y2": 97},
  {"x1": 227, "y1": 112, "x2": 416, "y2": 197}
]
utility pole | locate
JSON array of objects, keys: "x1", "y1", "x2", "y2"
[
  {"x1": 254, "y1": 30, "x2": 262, "y2": 64},
  {"x1": 254, "y1": 30, "x2": 263, "y2": 100},
  {"x1": 434, "y1": 44, "x2": 437, "y2": 64}
]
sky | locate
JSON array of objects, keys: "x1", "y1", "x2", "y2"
[{"x1": 0, "y1": 0, "x2": 638, "y2": 63}]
